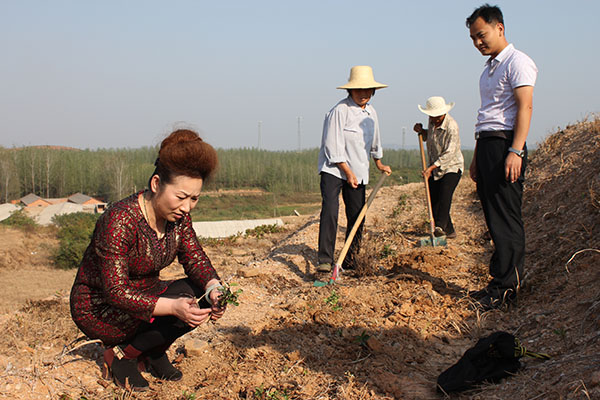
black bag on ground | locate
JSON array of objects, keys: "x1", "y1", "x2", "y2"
[{"x1": 437, "y1": 331, "x2": 521, "y2": 393}]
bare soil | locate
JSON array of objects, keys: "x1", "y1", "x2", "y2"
[{"x1": 0, "y1": 118, "x2": 599, "y2": 400}]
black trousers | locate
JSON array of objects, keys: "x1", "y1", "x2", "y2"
[
  {"x1": 317, "y1": 172, "x2": 366, "y2": 266},
  {"x1": 476, "y1": 137, "x2": 527, "y2": 295},
  {"x1": 429, "y1": 171, "x2": 462, "y2": 235},
  {"x1": 126, "y1": 278, "x2": 209, "y2": 354}
]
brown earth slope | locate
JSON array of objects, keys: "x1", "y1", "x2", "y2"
[{"x1": 0, "y1": 117, "x2": 598, "y2": 399}]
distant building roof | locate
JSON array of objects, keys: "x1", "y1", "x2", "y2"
[
  {"x1": 20, "y1": 193, "x2": 44, "y2": 206},
  {"x1": 68, "y1": 192, "x2": 94, "y2": 204}
]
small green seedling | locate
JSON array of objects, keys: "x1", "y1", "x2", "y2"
[
  {"x1": 354, "y1": 331, "x2": 371, "y2": 347},
  {"x1": 245, "y1": 223, "x2": 282, "y2": 238},
  {"x1": 553, "y1": 327, "x2": 567, "y2": 340},
  {"x1": 324, "y1": 290, "x2": 342, "y2": 311},
  {"x1": 179, "y1": 390, "x2": 197, "y2": 400},
  {"x1": 217, "y1": 282, "x2": 242, "y2": 308},
  {"x1": 380, "y1": 244, "x2": 396, "y2": 258},
  {"x1": 254, "y1": 385, "x2": 291, "y2": 400},
  {"x1": 254, "y1": 385, "x2": 266, "y2": 397}
]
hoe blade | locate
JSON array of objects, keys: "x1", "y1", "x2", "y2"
[{"x1": 418, "y1": 236, "x2": 447, "y2": 247}]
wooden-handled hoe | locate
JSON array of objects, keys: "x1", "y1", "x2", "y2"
[
  {"x1": 417, "y1": 132, "x2": 447, "y2": 247},
  {"x1": 314, "y1": 172, "x2": 388, "y2": 287}
]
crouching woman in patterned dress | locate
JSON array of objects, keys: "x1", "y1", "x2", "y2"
[{"x1": 70, "y1": 129, "x2": 225, "y2": 391}]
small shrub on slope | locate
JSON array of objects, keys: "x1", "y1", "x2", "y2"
[
  {"x1": 0, "y1": 209, "x2": 37, "y2": 232},
  {"x1": 53, "y1": 212, "x2": 98, "y2": 269}
]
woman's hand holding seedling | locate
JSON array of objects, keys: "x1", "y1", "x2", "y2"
[
  {"x1": 209, "y1": 302, "x2": 226, "y2": 321},
  {"x1": 155, "y1": 296, "x2": 213, "y2": 328},
  {"x1": 200, "y1": 281, "x2": 242, "y2": 322},
  {"x1": 208, "y1": 288, "x2": 226, "y2": 321}
]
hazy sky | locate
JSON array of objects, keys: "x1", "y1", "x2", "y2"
[{"x1": 0, "y1": 1, "x2": 597, "y2": 151}]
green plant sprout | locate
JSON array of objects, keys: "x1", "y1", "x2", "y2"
[
  {"x1": 245, "y1": 223, "x2": 283, "y2": 238},
  {"x1": 324, "y1": 290, "x2": 342, "y2": 311},
  {"x1": 380, "y1": 244, "x2": 396, "y2": 258},
  {"x1": 217, "y1": 282, "x2": 242, "y2": 308},
  {"x1": 391, "y1": 193, "x2": 408, "y2": 218},
  {"x1": 354, "y1": 331, "x2": 371, "y2": 347},
  {"x1": 254, "y1": 385, "x2": 266, "y2": 397},
  {"x1": 179, "y1": 390, "x2": 197, "y2": 400},
  {"x1": 254, "y1": 385, "x2": 290, "y2": 400},
  {"x1": 553, "y1": 327, "x2": 567, "y2": 340}
]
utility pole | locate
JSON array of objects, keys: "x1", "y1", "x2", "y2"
[
  {"x1": 297, "y1": 116, "x2": 302, "y2": 151},
  {"x1": 258, "y1": 121, "x2": 262, "y2": 149},
  {"x1": 402, "y1": 126, "x2": 406, "y2": 150}
]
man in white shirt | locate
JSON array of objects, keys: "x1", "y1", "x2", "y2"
[
  {"x1": 317, "y1": 66, "x2": 392, "y2": 273},
  {"x1": 466, "y1": 4, "x2": 538, "y2": 310}
]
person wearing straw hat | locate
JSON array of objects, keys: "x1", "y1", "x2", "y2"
[
  {"x1": 413, "y1": 96, "x2": 464, "y2": 239},
  {"x1": 466, "y1": 4, "x2": 537, "y2": 311},
  {"x1": 316, "y1": 65, "x2": 392, "y2": 273}
]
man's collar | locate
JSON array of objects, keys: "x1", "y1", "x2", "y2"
[
  {"x1": 486, "y1": 43, "x2": 514, "y2": 66},
  {"x1": 440, "y1": 113, "x2": 451, "y2": 130}
]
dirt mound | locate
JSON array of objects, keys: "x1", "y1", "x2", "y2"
[
  {"x1": 0, "y1": 118, "x2": 599, "y2": 399},
  {"x1": 0, "y1": 226, "x2": 57, "y2": 270},
  {"x1": 524, "y1": 115, "x2": 600, "y2": 271},
  {"x1": 517, "y1": 115, "x2": 600, "y2": 399}
]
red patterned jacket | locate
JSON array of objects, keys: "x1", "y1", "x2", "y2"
[{"x1": 70, "y1": 191, "x2": 219, "y2": 345}]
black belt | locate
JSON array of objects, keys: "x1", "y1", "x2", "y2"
[{"x1": 475, "y1": 130, "x2": 514, "y2": 140}]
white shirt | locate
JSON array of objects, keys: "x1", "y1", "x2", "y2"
[
  {"x1": 424, "y1": 113, "x2": 464, "y2": 180},
  {"x1": 318, "y1": 96, "x2": 383, "y2": 184},
  {"x1": 476, "y1": 43, "x2": 538, "y2": 133}
]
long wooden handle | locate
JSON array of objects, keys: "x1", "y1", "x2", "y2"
[
  {"x1": 335, "y1": 172, "x2": 388, "y2": 266},
  {"x1": 418, "y1": 133, "x2": 436, "y2": 237}
]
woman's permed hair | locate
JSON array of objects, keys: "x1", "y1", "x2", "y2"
[{"x1": 149, "y1": 129, "x2": 218, "y2": 188}]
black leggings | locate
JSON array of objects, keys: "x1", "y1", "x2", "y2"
[{"x1": 125, "y1": 278, "x2": 209, "y2": 355}]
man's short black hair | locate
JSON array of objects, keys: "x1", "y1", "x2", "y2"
[{"x1": 466, "y1": 4, "x2": 504, "y2": 28}]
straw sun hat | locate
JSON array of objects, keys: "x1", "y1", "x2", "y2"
[
  {"x1": 337, "y1": 65, "x2": 388, "y2": 90},
  {"x1": 418, "y1": 96, "x2": 455, "y2": 117}
]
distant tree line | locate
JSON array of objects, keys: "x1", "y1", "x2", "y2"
[{"x1": 0, "y1": 146, "x2": 473, "y2": 202}]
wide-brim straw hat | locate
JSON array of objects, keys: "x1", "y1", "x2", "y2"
[
  {"x1": 418, "y1": 96, "x2": 455, "y2": 117},
  {"x1": 337, "y1": 65, "x2": 388, "y2": 90}
]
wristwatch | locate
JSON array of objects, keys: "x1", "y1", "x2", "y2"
[{"x1": 508, "y1": 147, "x2": 525, "y2": 158}]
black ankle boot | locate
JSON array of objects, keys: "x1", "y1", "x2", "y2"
[
  {"x1": 147, "y1": 352, "x2": 183, "y2": 381},
  {"x1": 103, "y1": 346, "x2": 149, "y2": 391}
]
